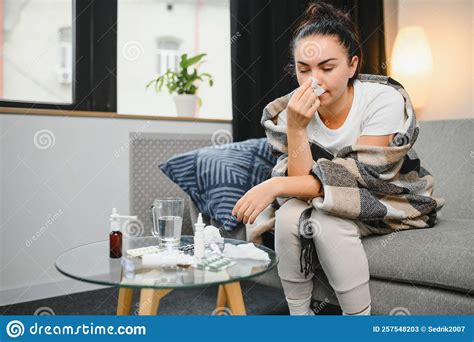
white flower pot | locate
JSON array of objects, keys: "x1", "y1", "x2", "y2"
[{"x1": 173, "y1": 94, "x2": 197, "y2": 117}]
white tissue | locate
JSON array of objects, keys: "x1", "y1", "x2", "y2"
[
  {"x1": 142, "y1": 250, "x2": 194, "y2": 267},
  {"x1": 310, "y1": 77, "x2": 326, "y2": 96},
  {"x1": 204, "y1": 225, "x2": 224, "y2": 244},
  {"x1": 222, "y1": 243, "x2": 270, "y2": 262}
]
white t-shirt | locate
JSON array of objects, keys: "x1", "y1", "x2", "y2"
[{"x1": 278, "y1": 79, "x2": 406, "y2": 155}]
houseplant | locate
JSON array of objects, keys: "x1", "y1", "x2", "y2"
[{"x1": 146, "y1": 53, "x2": 214, "y2": 116}]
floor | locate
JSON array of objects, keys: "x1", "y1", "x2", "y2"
[{"x1": 0, "y1": 280, "x2": 342, "y2": 315}]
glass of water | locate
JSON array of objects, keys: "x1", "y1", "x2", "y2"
[{"x1": 151, "y1": 197, "x2": 184, "y2": 249}]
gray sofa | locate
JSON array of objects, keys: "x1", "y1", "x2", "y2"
[{"x1": 187, "y1": 119, "x2": 474, "y2": 315}]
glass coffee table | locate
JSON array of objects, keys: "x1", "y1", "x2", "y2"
[{"x1": 55, "y1": 236, "x2": 278, "y2": 315}]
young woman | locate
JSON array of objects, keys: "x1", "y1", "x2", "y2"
[{"x1": 232, "y1": 2, "x2": 407, "y2": 316}]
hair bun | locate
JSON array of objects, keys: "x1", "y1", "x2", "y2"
[
  {"x1": 305, "y1": 2, "x2": 340, "y2": 22},
  {"x1": 297, "y1": 1, "x2": 351, "y2": 33}
]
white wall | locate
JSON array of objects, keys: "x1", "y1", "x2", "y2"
[
  {"x1": 383, "y1": 0, "x2": 398, "y2": 62},
  {"x1": 392, "y1": 0, "x2": 472, "y2": 120},
  {"x1": 0, "y1": 113, "x2": 231, "y2": 306}
]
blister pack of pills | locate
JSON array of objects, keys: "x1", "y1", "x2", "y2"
[{"x1": 193, "y1": 254, "x2": 236, "y2": 272}]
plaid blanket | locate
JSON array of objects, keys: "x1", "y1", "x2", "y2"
[{"x1": 260, "y1": 74, "x2": 446, "y2": 278}]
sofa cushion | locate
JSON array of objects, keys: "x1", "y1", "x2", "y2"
[
  {"x1": 159, "y1": 138, "x2": 277, "y2": 231},
  {"x1": 362, "y1": 218, "x2": 473, "y2": 293},
  {"x1": 415, "y1": 119, "x2": 473, "y2": 220}
]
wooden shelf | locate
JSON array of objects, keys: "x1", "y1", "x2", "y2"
[{"x1": 0, "y1": 107, "x2": 231, "y2": 124}]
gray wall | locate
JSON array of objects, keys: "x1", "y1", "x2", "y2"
[{"x1": 0, "y1": 113, "x2": 231, "y2": 306}]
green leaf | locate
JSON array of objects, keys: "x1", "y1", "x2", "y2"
[
  {"x1": 186, "y1": 53, "x2": 207, "y2": 67},
  {"x1": 179, "y1": 53, "x2": 189, "y2": 69}
]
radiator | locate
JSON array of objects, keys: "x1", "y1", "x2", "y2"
[{"x1": 129, "y1": 132, "x2": 213, "y2": 237}]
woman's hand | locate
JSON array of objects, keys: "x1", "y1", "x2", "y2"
[
  {"x1": 287, "y1": 78, "x2": 321, "y2": 131},
  {"x1": 232, "y1": 178, "x2": 280, "y2": 225}
]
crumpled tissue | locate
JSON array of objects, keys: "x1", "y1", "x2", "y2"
[
  {"x1": 203, "y1": 225, "x2": 224, "y2": 245},
  {"x1": 142, "y1": 250, "x2": 194, "y2": 267},
  {"x1": 310, "y1": 76, "x2": 326, "y2": 96},
  {"x1": 222, "y1": 243, "x2": 270, "y2": 262}
]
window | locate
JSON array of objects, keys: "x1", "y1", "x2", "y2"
[
  {"x1": 57, "y1": 27, "x2": 73, "y2": 85},
  {"x1": 0, "y1": 0, "x2": 117, "y2": 111},
  {"x1": 0, "y1": 0, "x2": 231, "y2": 119},
  {"x1": 117, "y1": 0, "x2": 232, "y2": 119},
  {"x1": 156, "y1": 36, "x2": 181, "y2": 75},
  {"x1": 1, "y1": 0, "x2": 74, "y2": 104}
]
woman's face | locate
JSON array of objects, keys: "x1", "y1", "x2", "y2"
[{"x1": 294, "y1": 34, "x2": 358, "y2": 107}]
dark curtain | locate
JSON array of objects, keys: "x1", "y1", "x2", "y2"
[{"x1": 231, "y1": 0, "x2": 387, "y2": 142}]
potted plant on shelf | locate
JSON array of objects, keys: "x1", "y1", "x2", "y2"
[{"x1": 146, "y1": 53, "x2": 214, "y2": 117}]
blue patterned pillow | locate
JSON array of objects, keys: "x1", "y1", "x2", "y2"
[{"x1": 159, "y1": 138, "x2": 277, "y2": 231}]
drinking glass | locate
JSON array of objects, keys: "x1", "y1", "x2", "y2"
[{"x1": 151, "y1": 197, "x2": 184, "y2": 248}]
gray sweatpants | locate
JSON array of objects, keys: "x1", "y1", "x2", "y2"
[{"x1": 275, "y1": 198, "x2": 374, "y2": 314}]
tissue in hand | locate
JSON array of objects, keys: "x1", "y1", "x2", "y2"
[{"x1": 310, "y1": 77, "x2": 326, "y2": 96}]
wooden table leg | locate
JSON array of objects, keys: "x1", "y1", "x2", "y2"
[
  {"x1": 138, "y1": 288, "x2": 173, "y2": 316},
  {"x1": 117, "y1": 288, "x2": 134, "y2": 315},
  {"x1": 223, "y1": 282, "x2": 246, "y2": 315},
  {"x1": 216, "y1": 285, "x2": 227, "y2": 309}
]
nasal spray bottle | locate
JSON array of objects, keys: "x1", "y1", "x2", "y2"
[
  {"x1": 194, "y1": 213, "x2": 206, "y2": 259},
  {"x1": 109, "y1": 208, "x2": 137, "y2": 258}
]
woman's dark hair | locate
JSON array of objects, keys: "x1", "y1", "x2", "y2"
[{"x1": 288, "y1": 1, "x2": 363, "y2": 85}]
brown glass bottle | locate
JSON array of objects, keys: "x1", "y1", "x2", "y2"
[{"x1": 109, "y1": 231, "x2": 122, "y2": 258}]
